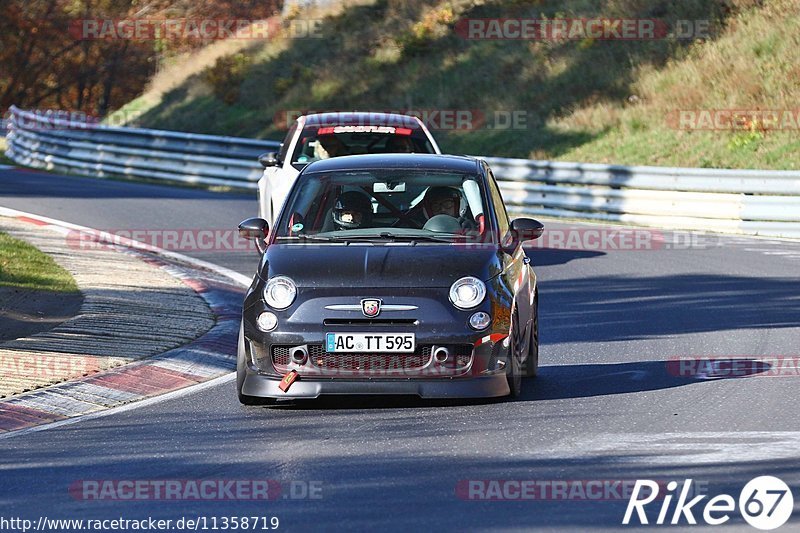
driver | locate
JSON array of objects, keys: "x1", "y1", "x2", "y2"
[
  {"x1": 414, "y1": 186, "x2": 477, "y2": 231},
  {"x1": 332, "y1": 191, "x2": 373, "y2": 230},
  {"x1": 422, "y1": 186, "x2": 461, "y2": 219},
  {"x1": 314, "y1": 134, "x2": 347, "y2": 159}
]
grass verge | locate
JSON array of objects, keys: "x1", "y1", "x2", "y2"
[
  {"x1": 116, "y1": 0, "x2": 800, "y2": 170},
  {"x1": 0, "y1": 231, "x2": 79, "y2": 292}
]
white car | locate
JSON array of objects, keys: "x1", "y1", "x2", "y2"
[{"x1": 257, "y1": 112, "x2": 441, "y2": 223}]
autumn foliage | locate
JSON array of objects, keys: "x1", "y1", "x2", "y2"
[{"x1": 0, "y1": 0, "x2": 281, "y2": 118}]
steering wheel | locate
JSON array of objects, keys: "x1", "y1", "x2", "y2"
[{"x1": 390, "y1": 213, "x2": 424, "y2": 229}]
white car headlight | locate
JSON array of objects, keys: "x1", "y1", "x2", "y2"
[
  {"x1": 263, "y1": 276, "x2": 297, "y2": 310},
  {"x1": 449, "y1": 276, "x2": 486, "y2": 310}
]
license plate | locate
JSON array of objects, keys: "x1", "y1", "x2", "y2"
[{"x1": 326, "y1": 333, "x2": 415, "y2": 353}]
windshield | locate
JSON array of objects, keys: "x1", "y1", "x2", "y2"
[
  {"x1": 274, "y1": 169, "x2": 492, "y2": 243},
  {"x1": 290, "y1": 125, "x2": 436, "y2": 170}
]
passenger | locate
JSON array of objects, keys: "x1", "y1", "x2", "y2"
[{"x1": 332, "y1": 191, "x2": 373, "y2": 230}]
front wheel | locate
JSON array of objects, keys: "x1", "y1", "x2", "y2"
[
  {"x1": 524, "y1": 292, "x2": 539, "y2": 377},
  {"x1": 506, "y1": 310, "x2": 523, "y2": 398}
]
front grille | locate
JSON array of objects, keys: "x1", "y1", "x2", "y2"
[
  {"x1": 314, "y1": 353, "x2": 428, "y2": 371},
  {"x1": 271, "y1": 344, "x2": 473, "y2": 373},
  {"x1": 323, "y1": 318, "x2": 418, "y2": 326}
]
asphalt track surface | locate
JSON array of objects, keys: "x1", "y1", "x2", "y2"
[{"x1": 1, "y1": 169, "x2": 799, "y2": 531}]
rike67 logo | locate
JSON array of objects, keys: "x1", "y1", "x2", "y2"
[{"x1": 623, "y1": 476, "x2": 794, "y2": 530}]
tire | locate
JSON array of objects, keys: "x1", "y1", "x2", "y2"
[
  {"x1": 506, "y1": 309, "x2": 522, "y2": 398},
  {"x1": 524, "y1": 292, "x2": 539, "y2": 377}
]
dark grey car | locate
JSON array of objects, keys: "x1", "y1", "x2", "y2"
[{"x1": 236, "y1": 154, "x2": 543, "y2": 404}]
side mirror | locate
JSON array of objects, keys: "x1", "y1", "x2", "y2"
[
  {"x1": 258, "y1": 152, "x2": 280, "y2": 168},
  {"x1": 503, "y1": 218, "x2": 544, "y2": 253},
  {"x1": 238, "y1": 217, "x2": 270, "y2": 254},
  {"x1": 512, "y1": 218, "x2": 545, "y2": 241}
]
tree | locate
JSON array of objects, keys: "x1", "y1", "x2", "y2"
[{"x1": 0, "y1": 0, "x2": 281, "y2": 117}]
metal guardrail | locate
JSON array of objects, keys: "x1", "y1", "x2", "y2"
[
  {"x1": 5, "y1": 106, "x2": 278, "y2": 189},
  {"x1": 5, "y1": 106, "x2": 800, "y2": 238},
  {"x1": 484, "y1": 157, "x2": 800, "y2": 237}
]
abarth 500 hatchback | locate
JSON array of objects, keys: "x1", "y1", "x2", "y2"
[{"x1": 237, "y1": 153, "x2": 543, "y2": 404}]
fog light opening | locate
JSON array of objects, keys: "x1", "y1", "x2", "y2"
[
  {"x1": 291, "y1": 345, "x2": 308, "y2": 365},
  {"x1": 469, "y1": 311, "x2": 492, "y2": 330},
  {"x1": 433, "y1": 346, "x2": 450, "y2": 364},
  {"x1": 256, "y1": 312, "x2": 278, "y2": 332}
]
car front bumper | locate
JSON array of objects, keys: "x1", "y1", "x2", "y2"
[
  {"x1": 239, "y1": 285, "x2": 515, "y2": 399},
  {"x1": 238, "y1": 366, "x2": 510, "y2": 399},
  {"x1": 238, "y1": 326, "x2": 513, "y2": 399}
]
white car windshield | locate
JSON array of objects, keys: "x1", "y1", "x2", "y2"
[{"x1": 290, "y1": 125, "x2": 436, "y2": 169}]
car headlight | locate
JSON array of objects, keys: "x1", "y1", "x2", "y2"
[
  {"x1": 449, "y1": 276, "x2": 486, "y2": 310},
  {"x1": 263, "y1": 276, "x2": 297, "y2": 310}
]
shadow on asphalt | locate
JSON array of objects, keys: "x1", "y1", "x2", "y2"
[
  {"x1": 3, "y1": 421, "x2": 797, "y2": 530},
  {"x1": 526, "y1": 359, "x2": 770, "y2": 401},
  {"x1": 523, "y1": 246, "x2": 605, "y2": 266},
  {"x1": 267, "y1": 394, "x2": 503, "y2": 411},
  {"x1": 0, "y1": 287, "x2": 83, "y2": 341},
  {"x1": 0, "y1": 168, "x2": 253, "y2": 200},
  {"x1": 539, "y1": 274, "x2": 800, "y2": 342}
]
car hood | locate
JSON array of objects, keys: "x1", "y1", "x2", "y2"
[{"x1": 259, "y1": 244, "x2": 505, "y2": 288}]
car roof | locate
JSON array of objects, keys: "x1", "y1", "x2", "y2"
[
  {"x1": 302, "y1": 153, "x2": 482, "y2": 174},
  {"x1": 302, "y1": 112, "x2": 423, "y2": 127}
]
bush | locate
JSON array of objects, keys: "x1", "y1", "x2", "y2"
[
  {"x1": 396, "y1": 5, "x2": 455, "y2": 58},
  {"x1": 204, "y1": 53, "x2": 251, "y2": 105}
]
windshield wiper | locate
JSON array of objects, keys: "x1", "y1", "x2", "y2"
[
  {"x1": 281, "y1": 232, "x2": 459, "y2": 243},
  {"x1": 277, "y1": 235, "x2": 347, "y2": 242},
  {"x1": 343, "y1": 232, "x2": 458, "y2": 243}
]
